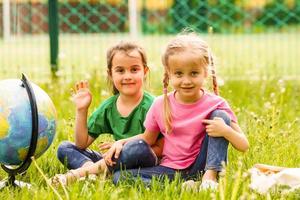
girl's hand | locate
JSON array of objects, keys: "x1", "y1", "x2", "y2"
[
  {"x1": 202, "y1": 117, "x2": 231, "y2": 137},
  {"x1": 72, "y1": 80, "x2": 92, "y2": 111},
  {"x1": 98, "y1": 142, "x2": 113, "y2": 152},
  {"x1": 104, "y1": 140, "x2": 124, "y2": 166}
]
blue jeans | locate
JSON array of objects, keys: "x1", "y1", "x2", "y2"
[
  {"x1": 113, "y1": 110, "x2": 230, "y2": 185},
  {"x1": 57, "y1": 139, "x2": 158, "y2": 171}
]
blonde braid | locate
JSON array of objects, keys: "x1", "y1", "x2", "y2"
[
  {"x1": 163, "y1": 71, "x2": 172, "y2": 134},
  {"x1": 209, "y1": 52, "x2": 219, "y2": 95}
]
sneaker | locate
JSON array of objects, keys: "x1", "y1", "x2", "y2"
[
  {"x1": 51, "y1": 170, "x2": 80, "y2": 187},
  {"x1": 182, "y1": 180, "x2": 200, "y2": 191},
  {"x1": 51, "y1": 174, "x2": 68, "y2": 187},
  {"x1": 79, "y1": 174, "x2": 98, "y2": 182},
  {"x1": 199, "y1": 180, "x2": 218, "y2": 191}
]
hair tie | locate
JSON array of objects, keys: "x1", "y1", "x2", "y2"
[{"x1": 163, "y1": 88, "x2": 168, "y2": 94}]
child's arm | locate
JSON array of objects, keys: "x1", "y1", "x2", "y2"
[
  {"x1": 150, "y1": 137, "x2": 164, "y2": 158},
  {"x1": 74, "y1": 108, "x2": 95, "y2": 149},
  {"x1": 225, "y1": 122, "x2": 249, "y2": 152},
  {"x1": 203, "y1": 118, "x2": 249, "y2": 152},
  {"x1": 73, "y1": 81, "x2": 95, "y2": 149},
  {"x1": 104, "y1": 129, "x2": 160, "y2": 166}
]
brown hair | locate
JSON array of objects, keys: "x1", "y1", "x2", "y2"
[
  {"x1": 106, "y1": 41, "x2": 148, "y2": 94},
  {"x1": 161, "y1": 33, "x2": 218, "y2": 133}
]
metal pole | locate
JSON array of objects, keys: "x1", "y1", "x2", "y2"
[
  {"x1": 128, "y1": 0, "x2": 138, "y2": 38},
  {"x1": 3, "y1": 0, "x2": 10, "y2": 40},
  {"x1": 48, "y1": 0, "x2": 59, "y2": 73}
]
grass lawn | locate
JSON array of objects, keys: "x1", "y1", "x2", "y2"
[
  {"x1": 0, "y1": 33, "x2": 300, "y2": 199},
  {"x1": 0, "y1": 33, "x2": 299, "y2": 79}
]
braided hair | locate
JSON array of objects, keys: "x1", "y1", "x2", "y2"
[{"x1": 208, "y1": 51, "x2": 219, "y2": 95}]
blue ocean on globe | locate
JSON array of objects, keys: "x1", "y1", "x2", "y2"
[{"x1": 0, "y1": 79, "x2": 57, "y2": 166}]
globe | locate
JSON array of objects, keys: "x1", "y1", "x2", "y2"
[{"x1": 0, "y1": 79, "x2": 57, "y2": 166}]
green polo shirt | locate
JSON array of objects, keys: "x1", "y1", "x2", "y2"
[{"x1": 87, "y1": 92, "x2": 154, "y2": 141}]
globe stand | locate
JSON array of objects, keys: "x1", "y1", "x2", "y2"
[{"x1": 0, "y1": 74, "x2": 39, "y2": 190}]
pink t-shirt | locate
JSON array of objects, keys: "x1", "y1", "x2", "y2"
[{"x1": 144, "y1": 90, "x2": 237, "y2": 169}]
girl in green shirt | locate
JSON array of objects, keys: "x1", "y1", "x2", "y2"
[{"x1": 52, "y1": 41, "x2": 163, "y2": 186}]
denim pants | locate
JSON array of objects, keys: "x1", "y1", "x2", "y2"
[
  {"x1": 57, "y1": 139, "x2": 158, "y2": 171},
  {"x1": 113, "y1": 109, "x2": 231, "y2": 185}
]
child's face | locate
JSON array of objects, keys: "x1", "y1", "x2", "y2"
[
  {"x1": 168, "y1": 51, "x2": 207, "y2": 103},
  {"x1": 110, "y1": 50, "x2": 148, "y2": 97}
]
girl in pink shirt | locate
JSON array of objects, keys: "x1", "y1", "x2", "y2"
[{"x1": 105, "y1": 33, "x2": 249, "y2": 190}]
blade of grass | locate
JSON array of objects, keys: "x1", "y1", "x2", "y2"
[{"x1": 31, "y1": 156, "x2": 66, "y2": 200}]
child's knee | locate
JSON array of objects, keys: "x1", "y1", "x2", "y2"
[
  {"x1": 122, "y1": 139, "x2": 149, "y2": 157},
  {"x1": 210, "y1": 110, "x2": 231, "y2": 125},
  {"x1": 57, "y1": 141, "x2": 74, "y2": 160}
]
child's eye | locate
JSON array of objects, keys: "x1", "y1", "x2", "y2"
[
  {"x1": 175, "y1": 71, "x2": 183, "y2": 77},
  {"x1": 115, "y1": 68, "x2": 124, "y2": 73},
  {"x1": 191, "y1": 71, "x2": 199, "y2": 76},
  {"x1": 131, "y1": 68, "x2": 139, "y2": 73}
]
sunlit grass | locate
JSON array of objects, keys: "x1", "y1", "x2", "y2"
[
  {"x1": 0, "y1": 33, "x2": 299, "y2": 80},
  {"x1": 0, "y1": 71, "x2": 299, "y2": 199}
]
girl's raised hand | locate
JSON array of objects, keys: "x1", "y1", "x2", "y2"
[
  {"x1": 72, "y1": 80, "x2": 92, "y2": 111},
  {"x1": 202, "y1": 117, "x2": 230, "y2": 137},
  {"x1": 103, "y1": 140, "x2": 124, "y2": 166}
]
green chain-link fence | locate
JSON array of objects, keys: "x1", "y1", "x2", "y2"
[
  {"x1": 0, "y1": 0, "x2": 299, "y2": 80},
  {"x1": 2, "y1": 0, "x2": 299, "y2": 35},
  {"x1": 0, "y1": 1, "x2": 48, "y2": 35},
  {"x1": 58, "y1": 0, "x2": 127, "y2": 33},
  {"x1": 141, "y1": 0, "x2": 300, "y2": 34}
]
